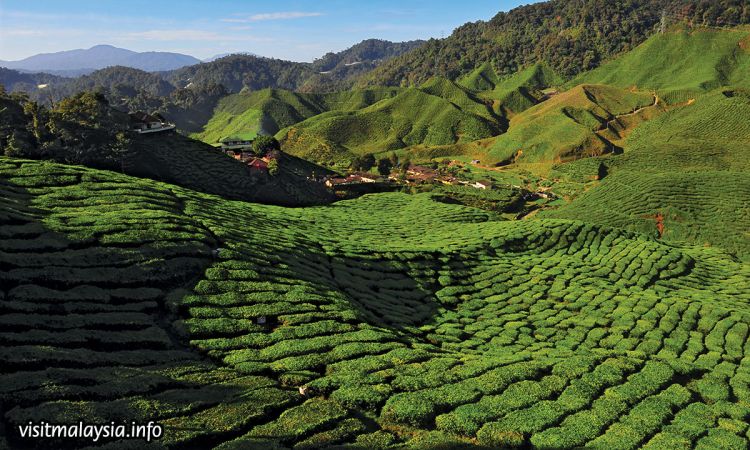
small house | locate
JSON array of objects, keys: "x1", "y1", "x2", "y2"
[
  {"x1": 471, "y1": 180, "x2": 493, "y2": 190},
  {"x1": 129, "y1": 111, "x2": 175, "y2": 134},
  {"x1": 220, "y1": 137, "x2": 254, "y2": 153},
  {"x1": 247, "y1": 158, "x2": 268, "y2": 171}
]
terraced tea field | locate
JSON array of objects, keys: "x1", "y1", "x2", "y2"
[
  {"x1": 544, "y1": 91, "x2": 750, "y2": 259},
  {"x1": 570, "y1": 27, "x2": 750, "y2": 102},
  {"x1": 2, "y1": 157, "x2": 750, "y2": 449}
]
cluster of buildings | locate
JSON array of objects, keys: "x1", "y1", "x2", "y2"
[
  {"x1": 324, "y1": 164, "x2": 495, "y2": 190},
  {"x1": 129, "y1": 112, "x2": 175, "y2": 134},
  {"x1": 219, "y1": 138, "x2": 270, "y2": 172}
]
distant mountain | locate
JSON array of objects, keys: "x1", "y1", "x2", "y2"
[
  {"x1": 30, "y1": 66, "x2": 176, "y2": 104},
  {"x1": 0, "y1": 45, "x2": 200, "y2": 73},
  {"x1": 0, "y1": 67, "x2": 65, "y2": 92},
  {"x1": 311, "y1": 39, "x2": 425, "y2": 73},
  {"x1": 168, "y1": 39, "x2": 425, "y2": 94},
  {"x1": 202, "y1": 52, "x2": 259, "y2": 62}
]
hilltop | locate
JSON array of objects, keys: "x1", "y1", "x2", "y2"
[
  {"x1": 570, "y1": 27, "x2": 750, "y2": 101},
  {"x1": 166, "y1": 39, "x2": 423, "y2": 95},
  {"x1": 276, "y1": 77, "x2": 502, "y2": 164},
  {"x1": 193, "y1": 87, "x2": 401, "y2": 145},
  {"x1": 460, "y1": 63, "x2": 565, "y2": 115},
  {"x1": 0, "y1": 89, "x2": 333, "y2": 207},
  {"x1": 484, "y1": 84, "x2": 658, "y2": 165}
]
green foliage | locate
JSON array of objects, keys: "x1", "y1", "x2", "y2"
[
  {"x1": 543, "y1": 91, "x2": 750, "y2": 258},
  {"x1": 485, "y1": 84, "x2": 655, "y2": 164},
  {"x1": 359, "y1": 0, "x2": 750, "y2": 87},
  {"x1": 1, "y1": 157, "x2": 749, "y2": 448},
  {"x1": 193, "y1": 87, "x2": 401, "y2": 145},
  {"x1": 377, "y1": 158, "x2": 393, "y2": 176},
  {"x1": 168, "y1": 40, "x2": 422, "y2": 95},
  {"x1": 571, "y1": 27, "x2": 750, "y2": 100},
  {"x1": 278, "y1": 77, "x2": 502, "y2": 163},
  {"x1": 252, "y1": 135, "x2": 280, "y2": 155}
]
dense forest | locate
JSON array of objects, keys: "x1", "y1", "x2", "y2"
[
  {"x1": 358, "y1": 0, "x2": 750, "y2": 87},
  {"x1": 167, "y1": 39, "x2": 424, "y2": 93}
]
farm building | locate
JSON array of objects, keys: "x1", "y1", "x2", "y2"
[
  {"x1": 129, "y1": 111, "x2": 175, "y2": 134},
  {"x1": 247, "y1": 158, "x2": 268, "y2": 171},
  {"x1": 221, "y1": 137, "x2": 254, "y2": 152}
]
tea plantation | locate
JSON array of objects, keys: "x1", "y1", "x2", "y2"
[
  {"x1": 543, "y1": 90, "x2": 750, "y2": 259},
  {"x1": 275, "y1": 77, "x2": 503, "y2": 164},
  {"x1": 2, "y1": 156, "x2": 750, "y2": 449},
  {"x1": 193, "y1": 88, "x2": 402, "y2": 145},
  {"x1": 569, "y1": 27, "x2": 750, "y2": 103}
]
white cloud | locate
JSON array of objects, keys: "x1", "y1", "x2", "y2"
[
  {"x1": 222, "y1": 11, "x2": 324, "y2": 23},
  {"x1": 120, "y1": 29, "x2": 276, "y2": 43},
  {"x1": 0, "y1": 27, "x2": 86, "y2": 38}
]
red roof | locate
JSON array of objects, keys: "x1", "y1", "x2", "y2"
[{"x1": 248, "y1": 158, "x2": 268, "y2": 171}]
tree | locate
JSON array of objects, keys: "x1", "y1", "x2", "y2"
[
  {"x1": 377, "y1": 158, "x2": 393, "y2": 176},
  {"x1": 3, "y1": 132, "x2": 22, "y2": 157},
  {"x1": 361, "y1": 153, "x2": 376, "y2": 171},
  {"x1": 267, "y1": 158, "x2": 280, "y2": 176},
  {"x1": 253, "y1": 135, "x2": 280, "y2": 156},
  {"x1": 350, "y1": 156, "x2": 363, "y2": 172},
  {"x1": 389, "y1": 153, "x2": 399, "y2": 168}
]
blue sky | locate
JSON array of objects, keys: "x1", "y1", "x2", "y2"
[{"x1": 0, "y1": 0, "x2": 538, "y2": 62}]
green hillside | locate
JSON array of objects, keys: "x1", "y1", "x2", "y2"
[
  {"x1": 461, "y1": 63, "x2": 564, "y2": 115},
  {"x1": 2, "y1": 157, "x2": 749, "y2": 449},
  {"x1": 570, "y1": 27, "x2": 750, "y2": 102},
  {"x1": 484, "y1": 84, "x2": 657, "y2": 165},
  {"x1": 126, "y1": 133, "x2": 334, "y2": 207},
  {"x1": 358, "y1": 0, "x2": 750, "y2": 87},
  {"x1": 278, "y1": 77, "x2": 502, "y2": 164},
  {"x1": 194, "y1": 87, "x2": 401, "y2": 145},
  {"x1": 542, "y1": 90, "x2": 750, "y2": 259}
]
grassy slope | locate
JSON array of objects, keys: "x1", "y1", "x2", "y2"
[
  {"x1": 194, "y1": 88, "x2": 401, "y2": 145},
  {"x1": 483, "y1": 84, "x2": 655, "y2": 165},
  {"x1": 542, "y1": 90, "x2": 750, "y2": 259},
  {"x1": 570, "y1": 27, "x2": 750, "y2": 102},
  {"x1": 277, "y1": 77, "x2": 502, "y2": 164},
  {"x1": 125, "y1": 132, "x2": 334, "y2": 206},
  {"x1": 1, "y1": 157, "x2": 749, "y2": 449},
  {"x1": 461, "y1": 62, "x2": 565, "y2": 114}
]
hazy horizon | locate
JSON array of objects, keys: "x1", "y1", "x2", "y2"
[{"x1": 0, "y1": 0, "x2": 539, "y2": 63}]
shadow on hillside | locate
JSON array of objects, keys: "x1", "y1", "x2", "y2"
[
  {"x1": 0, "y1": 173, "x2": 301, "y2": 450},
  {"x1": 326, "y1": 253, "x2": 444, "y2": 331}
]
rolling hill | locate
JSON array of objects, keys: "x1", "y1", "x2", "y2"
[
  {"x1": 570, "y1": 27, "x2": 750, "y2": 102},
  {"x1": 193, "y1": 87, "x2": 402, "y2": 144},
  {"x1": 277, "y1": 77, "x2": 503, "y2": 164},
  {"x1": 125, "y1": 133, "x2": 334, "y2": 207},
  {"x1": 3, "y1": 2, "x2": 750, "y2": 449},
  {"x1": 542, "y1": 90, "x2": 750, "y2": 259},
  {"x1": 167, "y1": 39, "x2": 423, "y2": 95},
  {"x1": 1, "y1": 157, "x2": 748, "y2": 448},
  {"x1": 484, "y1": 84, "x2": 658, "y2": 165},
  {"x1": 460, "y1": 63, "x2": 564, "y2": 115}
]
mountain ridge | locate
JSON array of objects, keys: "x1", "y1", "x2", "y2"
[{"x1": 1, "y1": 44, "x2": 201, "y2": 73}]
